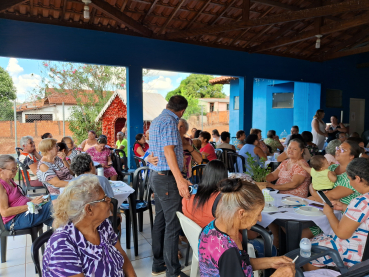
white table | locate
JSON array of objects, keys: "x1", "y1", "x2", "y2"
[
  {"x1": 109, "y1": 181, "x2": 135, "y2": 207},
  {"x1": 259, "y1": 193, "x2": 342, "y2": 236}
]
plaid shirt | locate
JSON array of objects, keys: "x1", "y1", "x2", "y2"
[{"x1": 149, "y1": 109, "x2": 183, "y2": 172}]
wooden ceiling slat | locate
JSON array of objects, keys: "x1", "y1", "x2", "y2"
[
  {"x1": 158, "y1": 0, "x2": 185, "y2": 34},
  {"x1": 243, "y1": 0, "x2": 250, "y2": 21},
  {"x1": 140, "y1": 0, "x2": 158, "y2": 22},
  {"x1": 60, "y1": 0, "x2": 67, "y2": 20},
  {"x1": 208, "y1": 0, "x2": 238, "y2": 26},
  {"x1": 0, "y1": 0, "x2": 28, "y2": 12},
  {"x1": 120, "y1": 0, "x2": 129, "y2": 12},
  {"x1": 250, "y1": 12, "x2": 369, "y2": 53},
  {"x1": 165, "y1": 0, "x2": 369, "y2": 39},
  {"x1": 90, "y1": 0, "x2": 152, "y2": 35},
  {"x1": 325, "y1": 43, "x2": 369, "y2": 60},
  {"x1": 185, "y1": 0, "x2": 212, "y2": 29}
]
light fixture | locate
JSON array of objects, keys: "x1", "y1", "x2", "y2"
[
  {"x1": 315, "y1": 35, "x2": 322, "y2": 49},
  {"x1": 82, "y1": 0, "x2": 91, "y2": 19}
]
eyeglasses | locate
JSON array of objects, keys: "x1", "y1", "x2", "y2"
[
  {"x1": 3, "y1": 166, "x2": 19, "y2": 173},
  {"x1": 335, "y1": 146, "x2": 348, "y2": 153},
  {"x1": 86, "y1": 194, "x2": 110, "y2": 205}
]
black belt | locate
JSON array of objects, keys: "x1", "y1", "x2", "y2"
[{"x1": 156, "y1": 170, "x2": 173, "y2": 176}]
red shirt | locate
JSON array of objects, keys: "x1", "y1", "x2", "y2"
[
  {"x1": 134, "y1": 143, "x2": 149, "y2": 157},
  {"x1": 200, "y1": 143, "x2": 217, "y2": 161}
]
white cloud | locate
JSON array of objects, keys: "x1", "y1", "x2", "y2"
[
  {"x1": 146, "y1": 70, "x2": 179, "y2": 77},
  {"x1": 6, "y1": 58, "x2": 24, "y2": 76},
  {"x1": 143, "y1": 76, "x2": 173, "y2": 93},
  {"x1": 176, "y1": 77, "x2": 182, "y2": 83},
  {"x1": 13, "y1": 73, "x2": 42, "y2": 95}
]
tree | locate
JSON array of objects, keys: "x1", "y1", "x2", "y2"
[
  {"x1": 0, "y1": 66, "x2": 17, "y2": 121},
  {"x1": 33, "y1": 62, "x2": 126, "y2": 143},
  {"x1": 165, "y1": 74, "x2": 225, "y2": 119}
]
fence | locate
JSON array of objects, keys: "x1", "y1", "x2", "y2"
[
  {"x1": 0, "y1": 101, "x2": 70, "y2": 155},
  {"x1": 187, "y1": 110, "x2": 229, "y2": 134}
]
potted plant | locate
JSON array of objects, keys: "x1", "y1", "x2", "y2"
[{"x1": 244, "y1": 153, "x2": 271, "y2": 190}]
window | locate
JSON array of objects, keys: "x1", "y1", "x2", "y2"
[
  {"x1": 272, "y1": 93, "x2": 294, "y2": 108},
  {"x1": 326, "y1": 89, "x2": 342, "y2": 108},
  {"x1": 25, "y1": 114, "x2": 53, "y2": 123},
  {"x1": 234, "y1": 96, "x2": 239, "y2": 110},
  {"x1": 210, "y1": 103, "x2": 214, "y2": 112},
  {"x1": 226, "y1": 104, "x2": 229, "y2": 110}
]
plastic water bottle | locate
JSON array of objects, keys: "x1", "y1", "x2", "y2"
[
  {"x1": 300, "y1": 238, "x2": 312, "y2": 258},
  {"x1": 280, "y1": 130, "x2": 288, "y2": 140},
  {"x1": 97, "y1": 167, "x2": 104, "y2": 177}
]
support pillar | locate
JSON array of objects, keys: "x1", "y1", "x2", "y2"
[
  {"x1": 239, "y1": 76, "x2": 253, "y2": 133},
  {"x1": 126, "y1": 66, "x2": 143, "y2": 169}
]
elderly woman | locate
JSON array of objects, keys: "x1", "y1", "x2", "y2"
[
  {"x1": 189, "y1": 127, "x2": 197, "y2": 139},
  {"x1": 238, "y1": 134, "x2": 267, "y2": 172},
  {"x1": 250, "y1": 128, "x2": 270, "y2": 156},
  {"x1": 133, "y1": 133, "x2": 149, "y2": 157},
  {"x1": 80, "y1": 130, "x2": 98, "y2": 152},
  {"x1": 311, "y1": 109, "x2": 328, "y2": 150},
  {"x1": 178, "y1": 118, "x2": 202, "y2": 178},
  {"x1": 42, "y1": 175, "x2": 136, "y2": 277},
  {"x1": 86, "y1": 136, "x2": 117, "y2": 180},
  {"x1": 325, "y1": 115, "x2": 347, "y2": 143},
  {"x1": 304, "y1": 158, "x2": 369, "y2": 270},
  {"x1": 37, "y1": 138, "x2": 74, "y2": 200},
  {"x1": 199, "y1": 131, "x2": 217, "y2": 161},
  {"x1": 70, "y1": 153, "x2": 114, "y2": 198},
  {"x1": 264, "y1": 130, "x2": 284, "y2": 154},
  {"x1": 301, "y1": 131, "x2": 319, "y2": 157},
  {"x1": 61, "y1": 136, "x2": 80, "y2": 161},
  {"x1": 0, "y1": 155, "x2": 53, "y2": 231},
  {"x1": 199, "y1": 178, "x2": 295, "y2": 277},
  {"x1": 276, "y1": 134, "x2": 311, "y2": 163},
  {"x1": 233, "y1": 130, "x2": 246, "y2": 150},
  {"x1": 266, "y1": 138, "x2": 311, "y2": 198},
  {"x1": 19, "y1": 135, "x2": 43, "y2": 187}
]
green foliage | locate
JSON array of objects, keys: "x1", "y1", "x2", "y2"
[
  {"x1": 33, "y1": 62, "x2": 126, "y2": 144},
  {"x1": 245, "y1": 153, "x2": 270, "y2": 182},
  {"x1": 165, "y1": 74, "x2": 226, "y2": 119},
  {"x1": 0, "y1": 66, "x2": 17, "y2": 121}
]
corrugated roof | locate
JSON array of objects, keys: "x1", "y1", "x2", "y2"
[
  {"x1": 209, "y1": 76, "x2": 238, "y2": 84},
  {"x1": 199, "y1": 97, "x2": 230, "y2": 103},
  {"x1": 95, "y1": 90, "x2": 167, "y2": 122}
]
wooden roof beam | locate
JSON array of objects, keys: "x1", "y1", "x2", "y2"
[
  {"x1": 325, "y1": 44, "x2": 369, "y2": 60},
  {"x1": 158, "y1": 0, "x2": 186, "y2": 34},
  {"x1": 243, "y1": 0, "x2": 250, "y2": 21},
  {"x1": 185, "y1": 0, "x2": 212, "y2": 29},
  {"x1": 248, "y1": 12, "x2": 369, "y2": 53},
  {"x1": 0, "y1": 0, "x2": 28, "y2": 12},
  {"x1": 317, "y1": 25, "x2": 369, "y2": 58},
  {"x1": 141, "y1": 0, "x2": 159, "y2": 22},
  {"x1": 90, "y1": 0, "x2": 153, "y2": 36},
  {"x1": 208, "y1": 0, "x2": 238, "y2": 26},
  {"x1": 166, "y1": 0, "x2": 369, "y2": 39}
]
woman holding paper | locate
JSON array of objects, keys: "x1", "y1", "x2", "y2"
[{"x1": 0, "y1": 155, "x2": 54, "y2": 231}]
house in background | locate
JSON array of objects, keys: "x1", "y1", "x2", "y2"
[{"x1": 198, "y1": 97, "x2": 230, "y2": 113}]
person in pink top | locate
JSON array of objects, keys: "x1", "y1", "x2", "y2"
[
  {"x1": 0, "y1": 155, "x2": 53, "y2": 231},
  {"x1": 199, "y1": 131, "x2": 217, "y2": 161},
  {"x1": 80, "y1": 130, "x2": 98, "y2": 152}
]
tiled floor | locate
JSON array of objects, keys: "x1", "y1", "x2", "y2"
[{"x1": 0, "y1": 209, "x2": 195, "y2": 277}]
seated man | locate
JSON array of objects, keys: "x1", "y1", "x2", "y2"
[
  {"x1": 284, "y1": 125, "x2": 299, "y2": 146},
  {"x1": 19, "y1": 136, "x2": 43, "y2": 187},
  {"x1": 218, "y1": 131, "x2": 236, "y2": 151},
  {"x1": 70, "y1": 153, "x2": 114, "y2": 198}
]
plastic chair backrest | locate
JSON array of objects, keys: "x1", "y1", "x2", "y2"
[
  {"x1": 215, "y1": 148, "x2": 223, "y2": 160},
  {"x1": 16, "y1": 159, "x2": 32, "y2": 192},
  {"x1": 209, "y1": 141, "x2": 216, "y2": 148},
  {"x1": 113, "y1": 149, "x2": 128, "y2": 171},
  {"x1": 0, "y1": 214, "x2": 7, "y2": 233},
  {"x1": 228, "y1": 153, "x2": 246, "y2": 173},
  {"x1": 109, "y1": 198, "x2": 119, "y2": 233},
  {"x1": 176, "y1": 212, "x2": 202, "y2": 260},
  {"x1": 191, "y1": 164, "x2": 206, "y2": 184},
  {"x1": 31, "y1": 228, "x2": 53, "y2": 277},
  {"x1": 132, "y1": 166, "x2": 151, "y2": 202},
  {"x1": 15, "y1": 147, "x2": 23, "y2": 158},
  {"x1": 134, "y1": 156, "x2": 146, "y2": 168},
  {"x1": 217, "y1": 148, "x2": 235, "y2": 171}
]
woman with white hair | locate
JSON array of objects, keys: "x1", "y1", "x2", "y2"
[
  {"x1": 0, "y1": 155, "x2": 53, "y2": 231},
  {"x1": 42, "y1": 175, "x2": 136, "y2": 277},
  {"x1": 19, "y1": 135, "x2": 43, "y2": 187}
]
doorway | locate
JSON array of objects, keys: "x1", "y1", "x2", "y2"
[
  {"x1": 349, "y1": 98, "x2": 365, "y2": 135},
  {"x1": 114, "y1": 118, "x2": 127, "y2": 142}
]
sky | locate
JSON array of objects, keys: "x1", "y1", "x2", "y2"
[{"x1": 0, "y1": 56, "x2": 230, "y2": 102}]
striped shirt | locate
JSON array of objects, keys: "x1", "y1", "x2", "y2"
[{"x1": 149, "y1": 109, "x2": 183, "y2": 172}]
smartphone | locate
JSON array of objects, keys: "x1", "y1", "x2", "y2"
[
  {"x1": 309, "y1": 203, "x2": 324, "y2": 209},
  {"x1": 317, "y1": 191, "x2": 333, "y2": 207}
]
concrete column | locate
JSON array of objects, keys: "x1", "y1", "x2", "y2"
[
  {"x1": 126, "y1": 66, "x2": 143, "y2": 169},
  {"x1": 239, "y1": 76, "x2": 253, "y2": 133}
]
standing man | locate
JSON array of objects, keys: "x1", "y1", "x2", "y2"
[{"x1": 149, "y1": 95, "x2": 192, "y2": 277}]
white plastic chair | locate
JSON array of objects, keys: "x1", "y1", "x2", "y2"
[
  {"x1": 176, "y1": 212, "x2": 202, "y2": 277},
  {"x1": 177, "y1": 212, "x2": 260, "y2": 277}
]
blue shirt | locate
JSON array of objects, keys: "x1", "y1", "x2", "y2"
[
  {"x1": 71, "y1": 174, "x2": 114, "y2": 198},
  {"x1": 238, "y1": 144, "x2": 260, "y2": 173},
  {"x1": 149, "y1": 109, "x2": 183, "y2": 172}
]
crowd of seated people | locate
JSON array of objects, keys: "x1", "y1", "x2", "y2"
[{"x1": 7, "y1": 102, "x2": 369, "y2": 277}]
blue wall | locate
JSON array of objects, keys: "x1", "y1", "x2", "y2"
[
  {"x1": 0, "y1": 18, "x2": 368, "y2": 137},
  {"x1": 229, "y1": 79, "x2": 240, "y2": 137}
]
